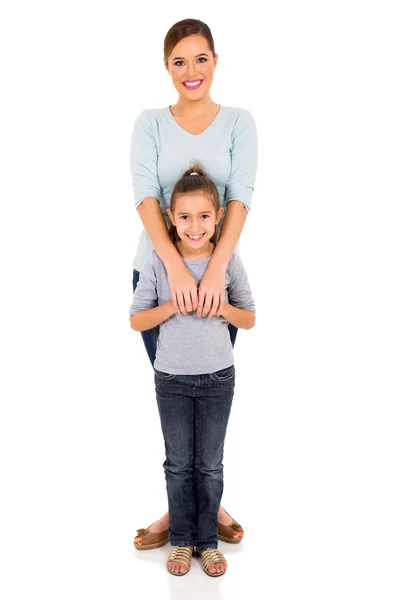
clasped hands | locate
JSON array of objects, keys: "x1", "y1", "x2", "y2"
[{"x1": 168, "y1": 263, "x2": 226, "y2": 319}]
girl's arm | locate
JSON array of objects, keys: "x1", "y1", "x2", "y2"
[
  {"x1": 130, "y1": 300, "x2": 176, "y2": 332},
  {"x1": 219, "y1": 302, "x2": 256, "y2": 330}
]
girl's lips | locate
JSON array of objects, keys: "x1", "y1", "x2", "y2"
[
  {"x1": 186, "y1": 233, "x2": 205, "y2": 242},
  {"x1": 182, "y1": 79, "x2": 204, "y2": 91}
]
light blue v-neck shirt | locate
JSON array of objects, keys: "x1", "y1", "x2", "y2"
[{"x1": 130, "y1": 106, "x2": 258, "y2": 271}]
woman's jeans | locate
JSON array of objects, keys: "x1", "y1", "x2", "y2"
[
  {"x1": 154, "y1": 365, "x2": 235, "y2": 551},
  {"x1": 133, "y1": 269, "x2": 238, "y2": 366}
]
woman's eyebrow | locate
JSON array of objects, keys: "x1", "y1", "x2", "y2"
[{"x1": 172, "y1": 52, "x2": 209, "y2": 61}]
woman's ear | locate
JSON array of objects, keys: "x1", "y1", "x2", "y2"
[
  {"x1": 215, "y1": 206, "x2": 224, "y2": 224},
  {"x1": 167, "y1": 208, "x2": 175, "y2": 225},
  {"x1": 213, "y1": 53, "x2": 218, "y2": 68}
]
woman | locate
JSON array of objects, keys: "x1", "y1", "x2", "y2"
[{"x1": 130, "y1": 18, "x2": 257, "y2": 556}]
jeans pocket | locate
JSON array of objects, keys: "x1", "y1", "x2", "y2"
[
  {"x1": 210, "y1": 365, "x2": 235, "y2": 382},
  {"x1": 154, "y1": 369, "x2": 176, "y2": 381}
]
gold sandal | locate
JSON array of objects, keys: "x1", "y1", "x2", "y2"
[
  {"x1": 166, "y1": 546, "x2": 193, "y2": 576},
  {"x1": 199, "y1": 548, "x2": 227, "y2": 577}
]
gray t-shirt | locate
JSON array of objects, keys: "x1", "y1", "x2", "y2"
[{"x1": 129, "y1": 251, "x2": 256, "y2": 375}]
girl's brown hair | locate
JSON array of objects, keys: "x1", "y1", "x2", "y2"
[
  {"x1": 164, "y1": 18, "x2": 216, "y2": 67},
  {"x1": 169, "y1": 163, "x2": 221, "y2": 244}
]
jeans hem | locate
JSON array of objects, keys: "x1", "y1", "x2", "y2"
[
  {"x1": 169, "y1": 540, "x2": 195, "y2": 547},
  {"x1": 196, "y1": 543, "x2": 218, "y2": 553}
]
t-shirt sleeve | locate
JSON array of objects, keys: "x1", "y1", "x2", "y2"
[
  {"x1": 129, "y1": 252, "x2": 158, "y2": 315},
  {"x1": 227, "y1": 253, "x2": 256, "y2": 312},
  {"x1": 225, "y1": 110, "x2": 258, "y2": 211},
  {"x1": 130, "y1": 110, "x2": 161, "y2": 209}
]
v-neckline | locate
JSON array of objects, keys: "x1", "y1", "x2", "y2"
[{"x1": 167, "y1": 105, "x2": 223, "y2": 137}]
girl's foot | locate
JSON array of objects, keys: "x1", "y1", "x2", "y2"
[
  {"x1": 167, "y1": 546, "x2": 193, "y2": 575},
  {"x1": 199, "y1": 548, "x2": 228, "y2": 576}
]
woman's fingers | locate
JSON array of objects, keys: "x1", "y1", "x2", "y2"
[
  {"x1": 176, "y1": 291, "x2": 186, "y2": 314},
  {"x1": 183, "y1": 290, "x2": 193, "y2": 313},
  {"x1": 190, "y1": 286, "x2": 199, "y2": 312},
  {"x1": 208, "y1": 292, "x2": 222, "y2": 319},
  {"x1": 197, "y1": 287, "x2": 206, "y2": 317}
]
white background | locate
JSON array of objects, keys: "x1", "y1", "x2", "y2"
[{"x1": 1, "y1": 1, "x2": 399, "y2": 598}]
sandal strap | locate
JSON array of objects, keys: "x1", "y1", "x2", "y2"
[
  {"x1": 167, "y1": 546, "x2": 192, "y2": 567},
  {"x1": 201, "y1": 548, "x2": 227, "y2": 571}
]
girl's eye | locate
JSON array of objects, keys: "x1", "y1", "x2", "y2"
[
  {"x1": 180, "y1": 215, "x2": 188, "y2": 220},
  {"x1": 201, "y1": 214, "x2": 210, "y2": 219}
]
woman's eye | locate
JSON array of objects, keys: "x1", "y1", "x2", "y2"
[
  {"x1": 173, "y1": 61, "x2": 184, "y2": 67},
  {"x1": 198, "y1": 57, "x2": 207, "y2": 63}
]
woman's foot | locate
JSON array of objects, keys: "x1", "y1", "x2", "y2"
[
  {"x1": 167, "y1": 546, "x2": 193, "y2": 576},
  {"x1": 218, "y1": 507, "x2": 244, "y2": 541},
  {"x1": 133, "y1": 513, "x2": 169, "y2": 549}
]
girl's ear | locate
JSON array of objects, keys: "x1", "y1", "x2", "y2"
[
  {"x1": 215, "y1": 206, "x2": 224, "y2": 225},
  {"x1": 167, "y1": 208, "x2": 175, "y2": 225}
]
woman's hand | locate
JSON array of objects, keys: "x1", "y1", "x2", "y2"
[
  {"x1": 197, "y1": 263, "x2": 227, "y2": 318},
  {"x1": 167, "y1": 262, "x2": 199, "y2": 314}
]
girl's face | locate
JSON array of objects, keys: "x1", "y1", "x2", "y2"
[
  {"x1": 166, "y1": 35, "x2": 218, "y2": 101},
  {"x1": 167, "y1": 192, "x2": 224, "y2": 253}
]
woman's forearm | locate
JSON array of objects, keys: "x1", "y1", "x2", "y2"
[
  {"x1": 137, "y1": 197, "x2": 182, "y2": 270},
  {"x1": 209, "y1": 200, "x2": 248, "y2": 269},
  {"x1": 219, "y1": 303, "x2": 256, "y2": 330},
  {"x1": 130, "y1": 301, "x2": 176, "y2": 332}
]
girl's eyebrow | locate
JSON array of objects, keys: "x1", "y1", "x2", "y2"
[{"x1": 172, "y1": 52, "x2": 209, "y2": 61}]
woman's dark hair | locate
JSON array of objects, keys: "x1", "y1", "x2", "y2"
[
  {"x1": 164, "y1": 18, "x2": 216, "y2": 67},
  {"x1": 169, "y1": 162, "x2": 221, "y2": 244}
]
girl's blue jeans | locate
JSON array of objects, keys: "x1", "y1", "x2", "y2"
[
  {"x1": 133, "y1": 269, "x2": 238, "y2": 366},
  {"x1": 154, "y1": 365, "x2": 235, "y2": 551}
]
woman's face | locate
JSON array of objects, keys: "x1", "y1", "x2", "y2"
[{"x1": 166, "y1": 35, "x2": 218, "y2": 101}]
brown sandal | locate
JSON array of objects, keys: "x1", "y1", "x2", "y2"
[
  {"x1": 217, "y1": 510, "x2": 244, "y2": 544},
  {"x1": 133, "y1": 523, "x2": 169, "y2": 550},
  {"x1": 199, "y1": 548, "x2": 227, "y2": 577},
  {"x1": 167, "y1": 546, "x2": 193, "y2": 576}
]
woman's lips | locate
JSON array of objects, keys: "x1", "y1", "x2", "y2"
[{"x1": 182, "y1": 79, "x2": 204, "y2": 90}]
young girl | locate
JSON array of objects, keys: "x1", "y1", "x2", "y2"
[{"x1": 129, "y1": 164, "x2": 256, "y2": 577}]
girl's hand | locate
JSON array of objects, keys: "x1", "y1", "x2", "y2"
[
  {"x1": 197, "y1": 264, "x2": 226, "y2": 318},
  {"x1": 167, "y1": 262, "x2": 199, "y2": 314}
]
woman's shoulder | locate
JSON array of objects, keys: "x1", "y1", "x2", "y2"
[
  {"x1": 134, "y1": 107, "x2": 170, "y2": 126},
  {"x1": 220, "y1": 106, "x2": 257, "y2": 133}
]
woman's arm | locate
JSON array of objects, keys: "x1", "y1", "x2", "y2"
[
  {"x1": 130, "y1": 300, "x2": 176, "y2": 332},
  {"x1": 130, "y1": 112, "x2": 198, "y2": 314},
  {"x1": 198, "y1": 110, "x2": 258, "y2": 318},
  {"x1": 197, "y1": 201, "x2": 248, "y2": 318},
  {"x1": 136, "y1": 198, "x2": 199, "y2": 314},
  {"x1": 219, "y1": 302, "x2": 256, "y2": 330}
]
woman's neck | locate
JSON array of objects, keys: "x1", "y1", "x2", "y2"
[
  {"x1": 176, "y1": 241, "x2": 215, "y2": 261},
  {"x1": 170, "y1": 94, "x2": 220, "y2": 118}
]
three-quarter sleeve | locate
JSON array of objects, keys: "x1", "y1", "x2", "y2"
[
  {"x1": 225, "y1": 110, "x2": 258, "y2": 211},
  {"x1": 129, "y1": 252, "x2": 158, "y2": 315},
  {"x1": 227, "y1": 253, "x2": 256, "y2": 312},
  {"x1": 130, "y1": 110, "x2": 161, "y2": 208}
]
